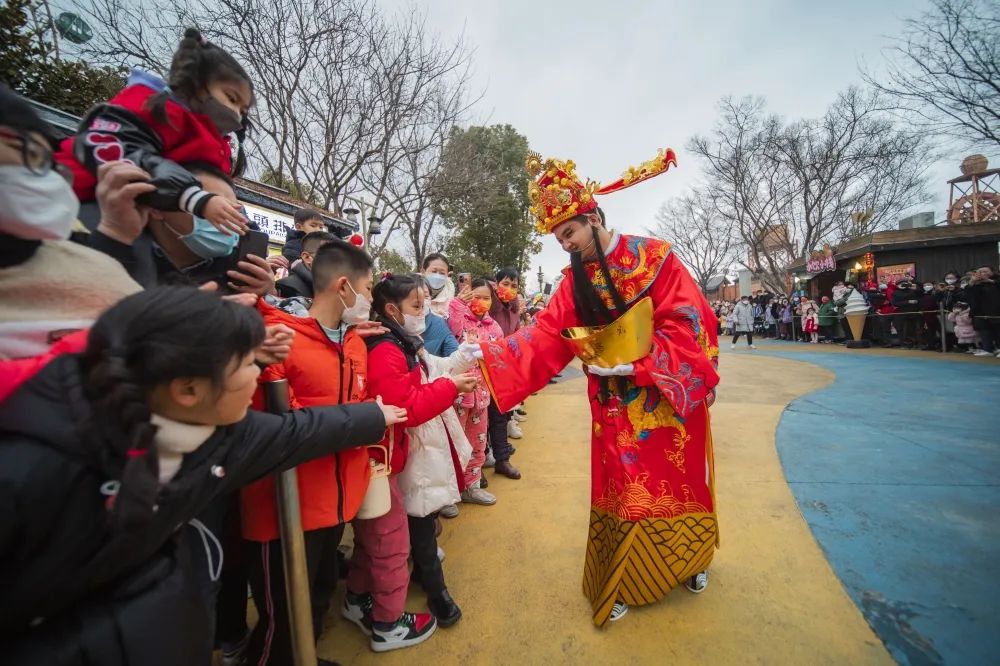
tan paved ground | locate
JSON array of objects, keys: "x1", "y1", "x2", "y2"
[{"x1": 310, "y1": 353, "x2": 893, "y2": 665}]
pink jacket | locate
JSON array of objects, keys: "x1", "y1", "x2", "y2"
[
  {"x1": 448, "y1": 299, "x2": 502, "y2": 409},
  {"x1": 948, "y1": 309, "x2": 977, "y2": 343}
]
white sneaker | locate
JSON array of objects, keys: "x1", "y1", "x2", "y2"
[
  {"x1": 511, "y1": 410, "x2": 527, "y2": 422},
  {"x1": 730, "y1": 343, "x2": 736, "y2": 350},
  {"x1": 749, "y1": 345, "x2": 757, "y2": 350},
  {"x1": 460, "y1": 487, "x2": 497, "y2": 505},
  {"x1": 995, "y1": 351, "x2": 1000, "y2": 358},
  {"x1": 507, "y1": 421, "x2": 523, "y2": 439},
  {"x1": 609, "y1": 602, "x2": 628, "y2": 622},
  {"x1": 685, "y1": 570, "x2": 709, "y2": 594},
  {"x1": 973, "y1": 349, "x2": 993, "y2": 357},
  {"x1": 484, "y1": 450, "x2": 496, "y2": 468}
]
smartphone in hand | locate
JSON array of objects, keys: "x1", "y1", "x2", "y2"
[{"x1": 226, "y1": 230, "x2": 270, "y2": 289}]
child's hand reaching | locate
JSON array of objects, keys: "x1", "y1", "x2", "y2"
[
  {"x1": 375, "y1": 396, "x2": 408, "y2": 426},
  {"x1": 202, "y1": 196, "x2": 249, "y2": 235},
  {"x1": 450, "y1": 372, "x2": 479, "y2": 394}
]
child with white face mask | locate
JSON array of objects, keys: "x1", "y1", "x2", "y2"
[{"x1": 345, "y1": 273, "x2": 480, "y2": 651}]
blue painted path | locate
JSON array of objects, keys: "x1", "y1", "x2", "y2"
[{"x1": 751, "y1": 342, "x2": 1000, "y2": 666}]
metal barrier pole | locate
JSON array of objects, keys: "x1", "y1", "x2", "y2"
[
  {"x1": 264, "y1": 380, "x2": 317, "y2": 666},
  {"x1": 939, "y1": 302, "x2": 948, "y2": 353}
]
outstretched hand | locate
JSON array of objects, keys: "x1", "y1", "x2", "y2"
[
  {"x1": 256, "y1": 324, "x2": 295, "y2": 366},
  {"x1": 375, "y1": 395, "x2": 408, "y2": 426},
  {"x1": 450, "y1": 372, "x2": 478, "y2": 394},
  {"x1": 352, "y1": 321, "x2": 389, "y2": 338}
]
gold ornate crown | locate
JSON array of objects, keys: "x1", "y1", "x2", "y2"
[{"x1": 526, "y1": 148, "x2": 678, "y2": 234}]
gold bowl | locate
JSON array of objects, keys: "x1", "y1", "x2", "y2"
[{"x1": 561, "y1": 296, "x2": 653, "y2": 366}]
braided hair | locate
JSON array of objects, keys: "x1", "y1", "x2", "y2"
[
  {"x1": 148, "y1": 28, "x2": 254, "y2": 175},
  {"x1": 79, "y1": 286, "x2": 265, "y2": 529}
]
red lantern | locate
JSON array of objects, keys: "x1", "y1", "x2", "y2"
[{"x1": 348, "y1": 233, "x2": 364, "y2": 247}]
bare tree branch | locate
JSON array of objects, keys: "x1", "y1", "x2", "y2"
[
  {"x1": 862, "y1": 0, "x2": 999, "y2": 150},
  {"x1": 648, "y1": 188, "x2": 737, "y2": 292}
]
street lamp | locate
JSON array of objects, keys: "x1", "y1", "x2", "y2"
[{"x1": 342, "y1": 207, "x2": 360, "y2": 227}]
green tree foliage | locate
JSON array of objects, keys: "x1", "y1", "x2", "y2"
[
  {"x1": 376, "y1": 248, "x2": 414, "y2": 275},
  {"x1": 0, "y1": 0, "x2": 124, "y2": 116},
  {"x1": 431, "y1": 124, "x2": 540, "y2": 277}
]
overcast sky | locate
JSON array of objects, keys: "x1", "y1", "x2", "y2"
[{"x1": 383, "y1": 0, "x2": 984, "y2": 290}]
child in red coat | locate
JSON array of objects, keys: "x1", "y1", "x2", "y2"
[
  {"x1": 344, "y1": 274, "x2": 477, "y2": 653},
  {"x1": 55, "y1": 28, "x2": 252, "y2": 241}
]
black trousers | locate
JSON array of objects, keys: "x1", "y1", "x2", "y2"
[
  {"x1": 895, "y1": 313, "x2": 919, "y2": 345},
  {"x1": 732, "y1": 331, "x2": 753, "y2": 345},
  {"x1": 487, "y1": 399, "x2": 514, "y2": 462},
  {"x1": 409, "y1": 512, "x2": 446, "y2": 598},
  {"x1": 974, "y1": 318, "x2": 1000, "y2": 352},
  {"x1": 244, "y1": 524, "x2": 345, "y2": 666}
]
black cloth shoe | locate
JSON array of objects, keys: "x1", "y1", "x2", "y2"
[{"x1": 428, "y1": 590, "x2": 462, "y2": 628}]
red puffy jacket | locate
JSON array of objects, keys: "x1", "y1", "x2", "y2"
[
  {"x1": 55, "y1": 71, "x2": 233, "y2": 214},
  {"x1": 365, "y1": 337, "x2": 458, "y2": 475}
]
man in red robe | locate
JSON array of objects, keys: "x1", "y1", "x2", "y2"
[{"x1": 477, "y1": 149, "x2": 721, "y2": 627}]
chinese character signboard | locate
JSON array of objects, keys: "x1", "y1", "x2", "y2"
[
  {"x1": 241, "y1": 202, "x2": 290, "y2": 245},
  {"x1": 806, "y1": 254, "x2": 837, "y2": 273},
  {"x1": 876, "y1": 263, "x2": 916, "y2": 285}
]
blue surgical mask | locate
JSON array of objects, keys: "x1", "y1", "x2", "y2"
[
  {"x1": 167, "y1": 215, "x2": 239, "y2": 259},
  {"x1": 425, "y1": 272, "x2": 448, "y2": 291}
]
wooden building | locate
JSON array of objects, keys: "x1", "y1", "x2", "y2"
[{"x1": 786, "y1": 223, "x2": 1000, "y2": 298}]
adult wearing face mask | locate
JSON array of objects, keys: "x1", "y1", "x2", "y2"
[
  {"x1": 891, "y1": 279, "x2": 920, "y2": 348},
  {"x1": 918, "y1": 280, "x2": 941, "y2": 350},
  {"x1": 89, "y1": 159, "x2": 276, "y2": 295},
  {"x1": 422, "y1": 253, "x2": 455, "y2": 320},
  {"x1": 418, "y1": 278, "x2": 460, "y2": 358},
  {"x1": 731, "y1": 296, "x2": 756, "y2": 349},
  {"x1": 965, "y1": 266, "x2": 1000, "y2": 357},
  {"x1": 0, "y1": 84, "x2": 142, "y2": 359}
]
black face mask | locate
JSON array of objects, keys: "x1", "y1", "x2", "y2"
[{"x1": 198, "y1": 97, "x2": 243, "y2": 136}]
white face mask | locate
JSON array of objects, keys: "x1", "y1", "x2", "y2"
[
  {"x1": 340, "y1": 282, "x2": 371, "y2": 326},
  {"x1": 403, "y1": 313, "x2": 426, "y2": 336},
  {"x1": 0, "y1": 166, "x2": 80, "y2": 240}
]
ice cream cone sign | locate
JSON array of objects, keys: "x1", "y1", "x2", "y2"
[
  {"x1": 844, "y1": 289, "x2": 868, "y2": 341},
  {"x1": 847, "y1": 314, "x2": 866, "y2": 341}
]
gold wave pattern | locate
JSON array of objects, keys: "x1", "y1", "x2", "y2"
[
  {"x1": 584, "y1": 508, "x2": 718, "y2": 627},
  {"x1": 593, "y1": 474, "x2": 708, "y2": 520}
]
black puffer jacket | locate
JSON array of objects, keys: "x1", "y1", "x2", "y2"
[
  {"x1": 966, "y1": 279, "x2": 1000, "y2": 317},
  {"x1": 0, "y1": 355, "x2": 385, "y2": 665},
  {"x1": 275, "y1": 261, "x2": 314, "y2": 299}
]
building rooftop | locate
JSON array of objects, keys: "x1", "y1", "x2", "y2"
[{"x1": 786, "y1": 222, "x2": 1000, "y2": 272}]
